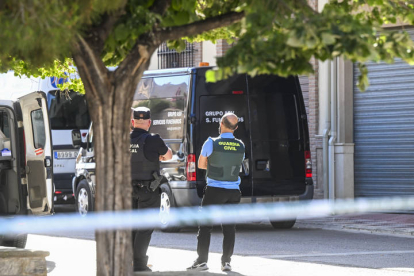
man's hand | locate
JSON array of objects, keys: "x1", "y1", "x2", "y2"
[{"x1": 160, "y1": 148, "x2": 173, "y2": 161}]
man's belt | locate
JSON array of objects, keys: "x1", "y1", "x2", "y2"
[
  {"x1": 132, "y1": 180, "x2": 152, "y2": 188},
  {"x1": 132, "y1": 172, "x2": 164, "y2": 193}
]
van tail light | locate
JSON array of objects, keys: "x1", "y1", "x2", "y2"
[
  {"x1": 186, "y1": 154, "x2": 196, "y2": 181},
  {"x1": 305, "y1": 151, "x2": 312, "y2": 178}
]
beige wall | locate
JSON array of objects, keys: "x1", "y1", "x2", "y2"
[
  {"x1": 147, "y1": 51, "x2": 158, "y2": 71},
  {"x1": 202, "y1": 41, "x2": 217, "y2": 66}
]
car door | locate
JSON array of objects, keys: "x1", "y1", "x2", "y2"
[
  {"x1": 195, "y1": 71, "x2": 252, "y2": 196},
  {"x1": 19, "y1": 92, "x2": 53, "y2": 215},
  {"x1": 247, "y1": 75, "x2": 306, "y2": 197}
]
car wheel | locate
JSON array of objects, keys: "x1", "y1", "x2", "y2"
[
  {"x1": 1, "y1": 234, "x2": 28, "y2": 248},
  {"x1": 76, "y1": 179, "x2": 94, "y2": 216},
  {"x1": 159, "y1": 183, "x2": 180, "y2": 233},
  {"x1": 270, "y1": 219, "x2": 296, "y2": 229}
]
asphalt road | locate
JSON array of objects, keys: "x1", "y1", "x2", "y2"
[{"x1": 52, "y1": 203, "x2": 414, "y2": 274}]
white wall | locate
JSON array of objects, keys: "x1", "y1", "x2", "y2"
[
  {"x1": 147, "y1": 51, "x2": 158, "y2": 71},
  {"x1": 318, "y1": 60, "x2": 329, "y2": 135},
  {"x1": 202, "y1": 41, "x2": 217, "y2": 66}
]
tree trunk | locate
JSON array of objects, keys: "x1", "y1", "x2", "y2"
[
  {"x1": 72, "y1": 36, "x2": 154, "y2": 276},
  {"x1": 92, "y1": 99, "x2": 133, "y2": 276}
]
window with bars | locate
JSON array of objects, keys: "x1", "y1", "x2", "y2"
[{"x1": 157, "y1": 41, "x2": 195, "y2": 69}]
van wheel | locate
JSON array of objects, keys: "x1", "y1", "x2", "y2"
[
  {"x1": 1, "y1": 234, "x2": 28, "y2": 248},
  {"x1": 76, "y1": 180, "x2": 94, "y2": 216},
  {"x1": 270, "y1": 219, "x2": 296, "y2": 229},
  {"x1": 159, "y1": 183, "x2": 180, "y2": 233}
]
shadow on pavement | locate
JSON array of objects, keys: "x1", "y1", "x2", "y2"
[
  {"x1": 46, "y1": 260, "x2": 56, "y2": 273},
  {"x1": 135, "y1": 271, "x2": 246, "y2": 275},
  {"x1": 53, "y1": 204, "x2": 76, "y2": 213}
]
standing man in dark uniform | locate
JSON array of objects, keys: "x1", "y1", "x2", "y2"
[
  {"x1": 130, "y1": 106, "x2": 172, "y2": 272},
  {"x1": 187, "y1": 113, "x2": 245, "y2": 272}
]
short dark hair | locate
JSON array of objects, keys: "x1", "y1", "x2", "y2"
[{"x1": 222, "y1": 116, "x2": 238, "y2": 130}]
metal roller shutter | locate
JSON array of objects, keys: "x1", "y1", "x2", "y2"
[{"x1": 354, "y1": 29, "x2": 414, "y2": 197}]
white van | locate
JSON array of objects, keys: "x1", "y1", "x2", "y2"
[
  {"x1": 0, "y1": 91, "x2": 53, "y2": 248},
  {"x1": 0, "y1": 72, "x2": 90, "y2": 204}
]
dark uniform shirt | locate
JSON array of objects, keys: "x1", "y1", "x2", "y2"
[{"x1": 130, "y1": 128, "x2": 169, "y2": 161}]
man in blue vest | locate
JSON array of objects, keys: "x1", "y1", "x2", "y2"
[
  {"x1": 130, "y1": 106, "x2": 172, "y2": 272},
  {"x1": 187, "y1": 112, "x2": 245, "y2": 272}
]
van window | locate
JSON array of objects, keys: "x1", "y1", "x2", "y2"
[
  {"x1": 47, "y1": 91, "x2": 90, "y2": 130},
  {"x1": 250, "y1": 93, "x2": 299, "y2": 140},
  {"x1": 0, "y1": 111, "x2": 11, "y2": 138},
  {"x1": 248, "y1": 75, "x2": 300, "y2": 141},
  {"x1": 132, "y1": 75, "x2": 189, "y2": 140},
  {"x1": 31, "y1": 109, "x2": 46, "y2": 149}
]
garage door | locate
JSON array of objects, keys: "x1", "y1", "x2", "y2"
[{"x1": 354, "y1": 28, "x2": 414, "y2": 197}]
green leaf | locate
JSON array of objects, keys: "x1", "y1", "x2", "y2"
[
  {"x1": 321, "y1": 33, "x2": 336, "y2": 45},
  {"x1": 286, "y1": 31, "x2": 303, "y2": 48},
  {"x1": 171, "y1": 0, "x2": 182, "y2": 11},
  {"x1": 173, "y1": 11, "x2": 190, "y2": 25},
  {"x1": 114, "y1": 24, "x2": 130, "y2": 41},
  {"x1": 205, "y1": 70, "x2": 216, "y2": 83}
]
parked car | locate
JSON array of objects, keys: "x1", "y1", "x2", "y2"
[
  {"x1": 71, "y1": 66, "x2": 313, "y2": 231},
  {"x1": 0, "y1": 92, "x2": 54, "y2": 248}
]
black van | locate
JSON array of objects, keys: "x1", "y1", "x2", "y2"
[
  {"x1": 0, "y1": 92, "x2": 54, "y2": 247},
  {"x1": 131, "y1": 66, "x2": 313, "y2": 229},
  {"x1": 73, "y1": 66, "x2": 313, "y2": 228}
]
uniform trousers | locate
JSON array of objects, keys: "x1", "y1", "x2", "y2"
[
  {"x1": 132, "y1": 187, "x2": 160, "y2": 271},
  {"x1": 196, "y1": 186, "x2": 241, "y2": 264}
]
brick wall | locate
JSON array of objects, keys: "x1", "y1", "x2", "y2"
[
  {"x1": 308, "y1": 57, "x2": 322, "y2": 199},
  {"x1": 193, "y1": 42, "x2": 203, "y2": 66},
  {"x1": 307, "y1": 0, "x2": 322, "y2": 199},
  {"x1": 216, "y1": 39, "x2": 233, "y2": 57}
]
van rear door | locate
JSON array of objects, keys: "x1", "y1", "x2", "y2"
[
  {"x1": 18, "y1": 92, "x2": 53, "y2": 215},
  {"x1": 247, "y1": 75, "x2": 306, "y2": 196},
  {"x1": 195, "y1": 71, "x2": 253, "y2": 196}
]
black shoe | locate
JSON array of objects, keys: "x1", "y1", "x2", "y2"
[
  {"x1": 187, "y1": 260, "x2": 209, "y2": 271},
  {"x1": 221, "y1": 262, "x2": 232, "y2": 272},
  {"x1": 134, "y1": 266, "x2": 152, "y2": 272}
]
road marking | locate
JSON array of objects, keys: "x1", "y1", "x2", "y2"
[{"x1": 258, "y1": 250, "x2": 414, "y2": 259}]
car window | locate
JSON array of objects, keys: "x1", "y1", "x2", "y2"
[
  {"x1": 133, "y1": 75, "x2": 189, "y2": 140},
  {"x1": 31, "y1": 109, "x2": 46, "y2": 149},
  {"x1": 0, "y1": 111, "x2": 11, "y2": 138},
  {"x1": 47, "y1": 90, "x2": 91, "y2": 130}
]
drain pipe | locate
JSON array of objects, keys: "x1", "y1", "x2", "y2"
[
  {"x1": 322, "y1": 61, "x2": 331, "y2": 199},
  {"x1": 328, "y1": 58, "x2": 338, "y2": 201}
]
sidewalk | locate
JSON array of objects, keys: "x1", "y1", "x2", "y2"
[
  {"x1": 296, "y1": 213, "x2": 414, "y2": 237},
  {"x1": 24, "y1": 233, "x2": 414, "y2": 276},
  {"x1": 19, "y1": 212, "x2": 414, "y2": 275}
]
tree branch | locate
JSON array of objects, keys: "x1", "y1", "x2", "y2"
[
  {"x1": 155, "y1": 11, "x2": 245, "y2": 43},
  {"x1": 84, "y1": 4, "x2": 127, "y2": 54}
]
